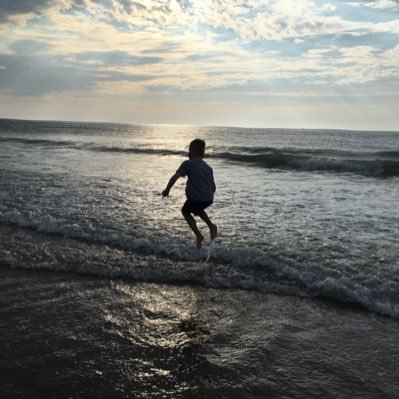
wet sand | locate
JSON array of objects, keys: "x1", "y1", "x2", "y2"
[{"x1": 1, "y1": 266, "x2": 398, "y2": 399}]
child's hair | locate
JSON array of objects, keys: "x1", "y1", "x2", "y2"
[{"x1": 189, "y1": 139, "x2": 206, "y2": 157}]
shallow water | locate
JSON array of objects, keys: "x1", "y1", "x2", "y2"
[{"x1": 1, "y1": 266, "x2": 399, "y2": 399}]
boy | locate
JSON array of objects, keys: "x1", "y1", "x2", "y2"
[{"x1": 162, "y1": 139, "x2": 217, "y2": 248}]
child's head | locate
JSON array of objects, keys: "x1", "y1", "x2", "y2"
[{"x1": 189, "y1": 139, "x2": 206, "y2": 159}]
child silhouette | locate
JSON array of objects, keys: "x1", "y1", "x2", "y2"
[{"x1": 162, "y1": 139, "x2": 217, "y2": 248}]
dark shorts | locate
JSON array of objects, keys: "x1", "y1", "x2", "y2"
[{"x1": 182, "y1": 199, "x2": 213, "y2": 216}]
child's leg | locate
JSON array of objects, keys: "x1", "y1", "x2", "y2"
[
  {"x1": 182, "y1": 210, "x2": 204, "y2": 248},
  {"x1": 198, "y1": 210, "x2": 217, "y2": 240}
]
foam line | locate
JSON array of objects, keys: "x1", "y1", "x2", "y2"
[{"x1": 1, "y1": 208, "x2": 398, "y2": 319}]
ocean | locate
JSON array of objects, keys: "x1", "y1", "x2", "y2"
[{"x1": 1, "y1": 118, "x2": 398, "y2": 398}]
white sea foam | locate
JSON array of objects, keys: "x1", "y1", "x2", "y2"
[{"x1": 1, "y1": 207, "x2": 398, "y2": 319}]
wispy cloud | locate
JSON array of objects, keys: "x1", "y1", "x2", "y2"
[
  {"x1": 75, "y1": 50, "x2": 162, "y2": 66},
  {"x1": 347, "y1": 0, "x2": 399, "y2": 10}
]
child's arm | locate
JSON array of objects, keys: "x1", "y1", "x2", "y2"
[
  {"x1": 162, "y1": 173, "x2": 181, "y2": 197},
  {"x1": 211, "y1": 178, "x2": 216, "y2": 193}
]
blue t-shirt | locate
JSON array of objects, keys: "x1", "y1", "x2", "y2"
[{"x1": 177, "y1": 159, "x2": 214, "y2": 202}]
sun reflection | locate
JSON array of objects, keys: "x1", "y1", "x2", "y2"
[
  {"x1": 104, "y1": 281, "x2": 207, "y2": 349},
  {"x1": 98, "y1": 281, "x2": 212, "y2": 393}
]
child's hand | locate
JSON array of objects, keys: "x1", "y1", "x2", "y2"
[{"x1": 162, "y1": 189, "x2": 169, "y2": 197}]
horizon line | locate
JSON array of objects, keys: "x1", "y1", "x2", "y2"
[{"x1": 0, "y1": 116, "x2": 398, "y2": 134}]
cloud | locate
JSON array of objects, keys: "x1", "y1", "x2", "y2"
[
  {"x1": 0, "y1": 39, "x2": 159, "y2": 95},
  {"x1": 96, "y1": 70, "x2": 154, "y2": 81},
  {"x1": 295, "y1": 42, "x2": 399, "y2": 86},
  {"x1": 9, "y1": 39, "x2": 51, "y2": 54},
  {"x1": 0, "y1": 1, "x2": 398, "y2": 99},
  {"x1": 65, "y1": 0, "x2": 186, "y2": 29},
  {"x1": 0, "y1": 51, "x2": 157, "y2": 96},
  {"x1": 75, "y1": 50, "x2": 162, "y2": 66},
  {"x1": 0, "y1": 0, "x2": 184, "y2": 27},
  {"x1": 0, "y1": 53, "x2": 94, "y2": 95},
  {"x1": 347, "y1": 0, "x2": 399, "y2": 9},
  {"x1": 189, "y1": 0, "x2": 399, "y2": 40},
  {"x1": 0, "y1": 0, "x2": 52, "y2": 22},
  {"x1": 2, "y1": 0, "x2": 398, "y2": 40}
]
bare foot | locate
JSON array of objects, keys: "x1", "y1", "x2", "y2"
[
  {"x1": 210, "y1": 224, "x2": 218, "y2": 241},
  {"x1": 196, "y1": 233, "x2": 204, "y2": 249}
]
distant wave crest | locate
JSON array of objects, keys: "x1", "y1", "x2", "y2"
[{"x1": 1, "y1": 136, "x2": 399, "y2": 177}]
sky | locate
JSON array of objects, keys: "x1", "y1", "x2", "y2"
[{"x1": 0, "y1": 0, "x2": 398, "y2": 130}]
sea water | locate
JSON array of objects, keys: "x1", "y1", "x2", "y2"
[{"x1": 1, "y1": 119, "x2": 399, "y2": 398}]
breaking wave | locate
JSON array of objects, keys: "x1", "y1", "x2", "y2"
[{"x1": 1, "y1": 207, "x2": 398, "y2": 320}]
